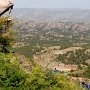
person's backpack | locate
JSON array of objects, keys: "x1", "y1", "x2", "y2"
[{"x1": 0, "y1": 0, "x2": 14, "y2": 16}]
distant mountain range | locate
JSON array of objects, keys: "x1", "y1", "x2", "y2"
[
  {"x1": 12, "y1": 8, "x2": 90, "y2": 22},
  {"x1": 14, "y1": 8, "x2": 90, "y2": 67}
]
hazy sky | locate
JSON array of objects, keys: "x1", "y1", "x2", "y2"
[{"x1": 14, "y1": 0, "x2": 90, "y2": 9}]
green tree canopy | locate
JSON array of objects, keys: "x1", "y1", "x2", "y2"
[{"x1": 0, "y1": 17, "x2": 15, "y2": 53}]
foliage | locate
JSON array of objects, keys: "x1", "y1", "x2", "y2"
[
  {"x1": 0, "y1": 53, "x2": 27, "y2": 89},
  {"x1": 70, "y1": 66, "x2": 90, "y2": 79},
  {"x1": 0, "y1": 53, "x2": 84, "y2": 90},
  {"x1": 57, "y1": 49, "x2": 90, "y2": 65},
  {"x1": 26, "y1": 66, "x2": 84, "y2": 90},
  {"x1": 15, "y1": 45, "x2": 44, "y2": 59},
  {"x1": 83, "y1": 66, "x2": 90, "y2": 79},
  {"x1": 0, "y1": 17, "x2": 15, "y2": 53}
]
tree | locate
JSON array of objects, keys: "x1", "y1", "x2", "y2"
[
  {"x1": 26, "y1": 66, "x2": 84, "y2": 90},
  {"x1": 0, "y1": 53, "x2": 26, "y2": 89},
  {"x1": 0, "y1": 17, "x2": 15, "y2": 53},
  {"x1": 84, "y1": 66, "x2": 90, "y2": 78}
]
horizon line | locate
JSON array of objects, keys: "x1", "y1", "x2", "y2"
[{"x1": 13, "y1": 7, "x2": 90, "y2": 10}]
